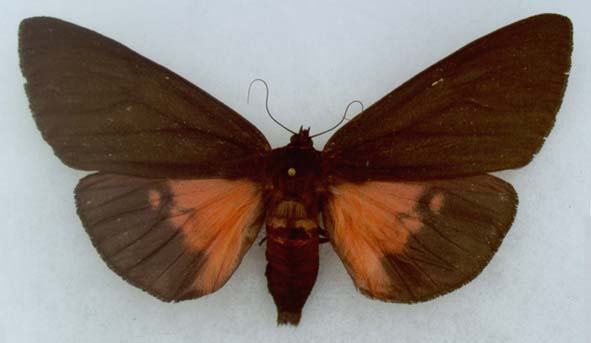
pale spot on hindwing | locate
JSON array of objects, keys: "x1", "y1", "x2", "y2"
[
  {"x1": 429, "y1": 192, "x2": 445, "y2": 214},
  {"x1": 148, "y1": 189, "x2": 161, "y2": 208}
]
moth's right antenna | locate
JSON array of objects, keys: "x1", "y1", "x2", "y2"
[
  {"x1": 309, "y1": 100, "x2": 364, "y2": 138},
  {"x1": 248, "y1": 79, "x2": 296, "y2": 134}
]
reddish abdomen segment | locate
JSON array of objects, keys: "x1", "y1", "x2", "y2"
[{"x1": 265, "y1": 225, "x2": 319, "y2": 325}]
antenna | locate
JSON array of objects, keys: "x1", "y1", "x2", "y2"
[
  {"x1": 247, "y1": 79, "x2": 296, "y2": 134},
  {"x1": 309, "y1": 100, "x2": 364, "y2": 138}
]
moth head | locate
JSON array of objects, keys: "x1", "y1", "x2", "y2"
[{"x1": 288, "y1": 126, "x2": 313, "y2": 149}]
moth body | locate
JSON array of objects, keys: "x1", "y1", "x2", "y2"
[{"x1": 263, "y1": 128, "x2": 325, "y2": 324}]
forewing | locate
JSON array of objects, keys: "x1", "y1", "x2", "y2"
[
  {"x1": 322, "y1": 175, "x2": 517, "y2": 302},
  {"x1": 75, "y1": 173, "x2": 264, "y2": 301},
  {"x1": 324, "y1": 14, "x2": 572, "y2": 181},
  {"x1": 19, "y1": 17, "x2": 270, "y2": 179}
]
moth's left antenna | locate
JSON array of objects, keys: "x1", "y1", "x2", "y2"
[{"x1": 248, "y1": 79, "x2": 296, "y2": 134}]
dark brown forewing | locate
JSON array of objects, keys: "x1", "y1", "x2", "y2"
[
  {"x1": 323, "y1": 14, "x2": 572, "y2": 181},
  {"x1": 19, "y1": 17, "x2": 270, "y2": 179},
  {"x1": 75, "y1": 173, "x2": 265, "y2": 301},
  {"x1": 323, "y1": 175, "x2": 516, "y2": 302}
]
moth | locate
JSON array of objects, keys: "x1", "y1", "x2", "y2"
[{"x1": 19, "y1": 14, "x2": 572, "y2": 325}]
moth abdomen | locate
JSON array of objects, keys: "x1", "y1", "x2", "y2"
[{"x1": 265, "y1": 211, "x2": 320, "y2": 325}]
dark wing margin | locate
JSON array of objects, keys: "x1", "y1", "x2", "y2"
[
  {"x1": 19, "y1": 17, "x2": 270, "y2": 179},
  {"x1": 322, "y1": 175, "x2": 517, "y2": 302},
  {"x1": 75, "y1": 173, "x2": 265, "y2": 301},
  {"x1": 323, "y1": 14, "x2": 572, "y2": 181}
]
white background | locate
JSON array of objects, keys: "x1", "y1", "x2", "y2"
[{"x1": 1, "y1": 1, "x2": 589, "y2": 342}]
